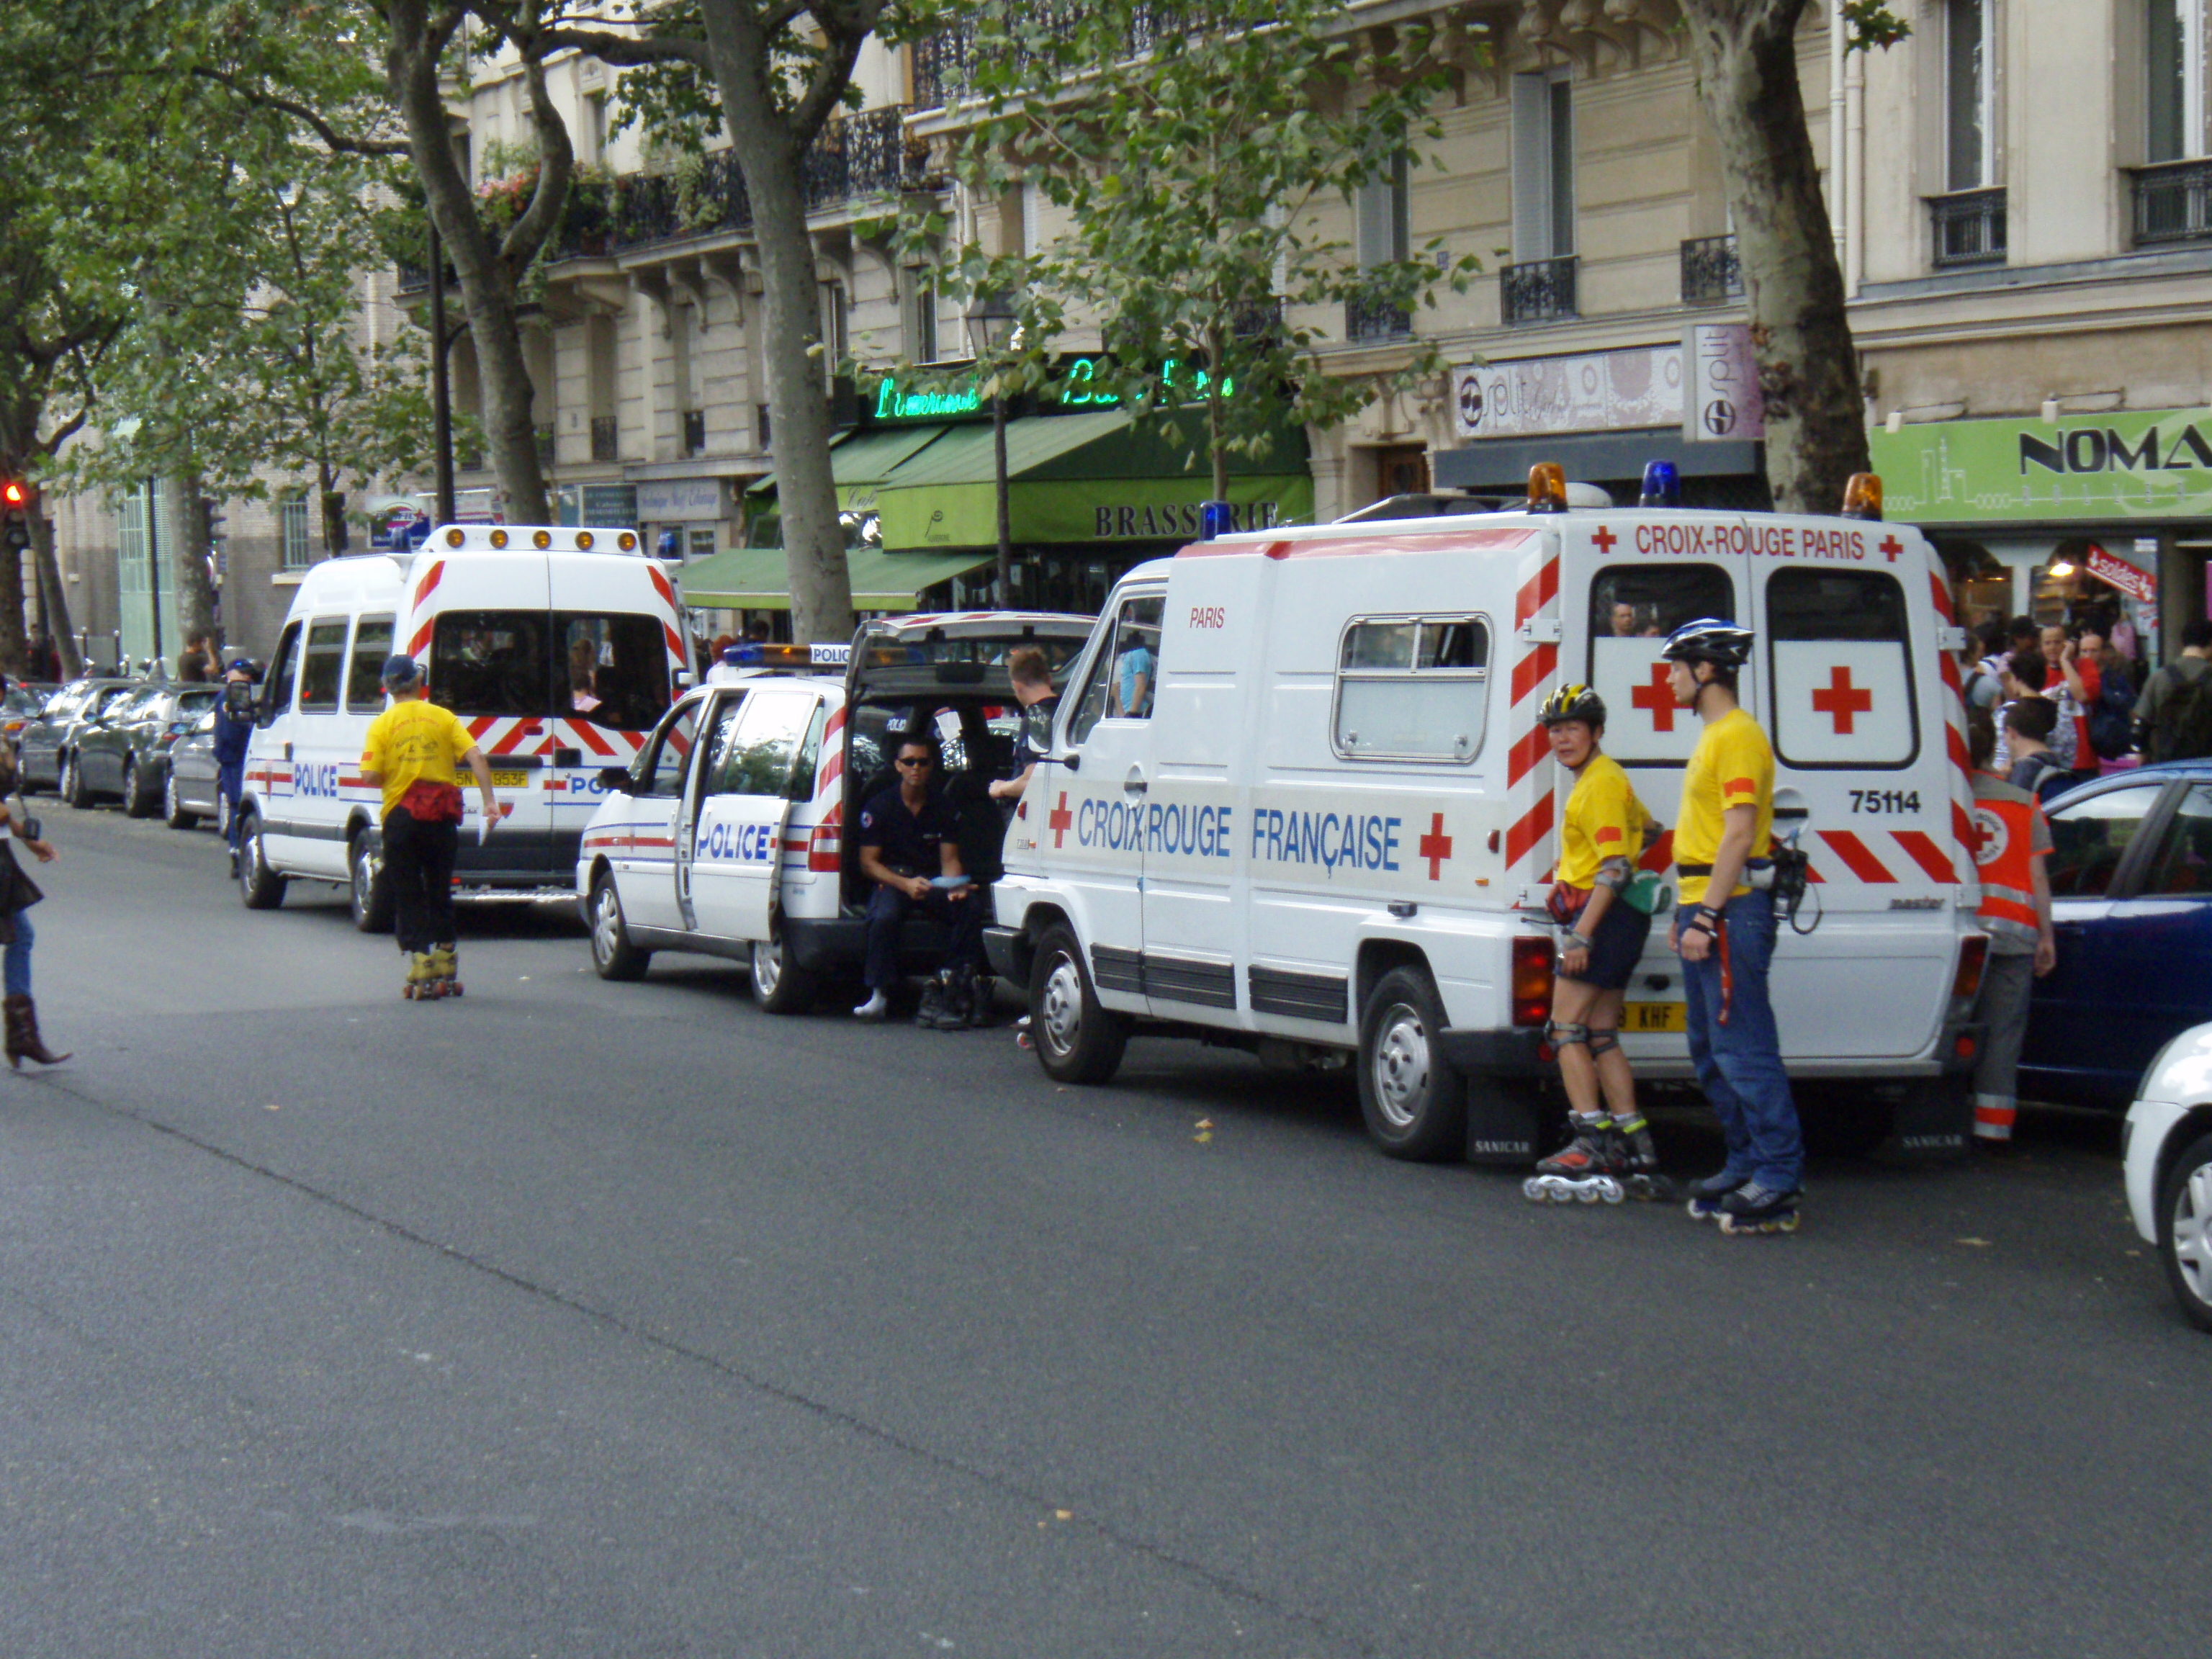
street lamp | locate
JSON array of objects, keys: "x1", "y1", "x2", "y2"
[{"x1": 964, "y1": 290, "x2": 1017, "y2": 603}]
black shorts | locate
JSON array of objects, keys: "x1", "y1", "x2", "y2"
[{"x1": 1559, "y1": 896, "x2": 1653, "y2": 992}]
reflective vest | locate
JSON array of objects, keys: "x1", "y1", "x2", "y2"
[{"x1": 1969, "y1": 786, "x2": 2041, "y2": 942}]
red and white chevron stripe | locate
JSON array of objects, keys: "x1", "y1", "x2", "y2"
[
  {"x1": 1503, "y1": 539, "x2": 1563, "y2": 895},
  {"x1": 1925, "y1": 559, "x2": 1983, "y2": 910}
]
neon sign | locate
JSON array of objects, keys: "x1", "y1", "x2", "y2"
[{"x1": 867, "y1": 354, "x2": 1235, "y2": 424}]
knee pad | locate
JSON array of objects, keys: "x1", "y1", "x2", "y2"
[
  {"x1": 1586, "y1": 1028, "x2": 1620, "y2": 1058},
  {"x1": 1547, "y1": 1020, "x2": 1591, "y2": 1052}
]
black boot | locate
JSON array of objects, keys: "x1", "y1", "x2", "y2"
[{"x1": 4, "y1": 994, "x2": 69, "y2": 1067}]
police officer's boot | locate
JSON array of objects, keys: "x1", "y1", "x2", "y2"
[{"x1": 962, "y1": 971, "x2": 997, "y2": 1029}]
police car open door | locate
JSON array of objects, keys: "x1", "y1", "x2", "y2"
[{"x1": 685, "y1": 687, "x2": 817, "y2": 943}]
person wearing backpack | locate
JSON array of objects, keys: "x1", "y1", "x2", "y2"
[
  {"x1": 2134, "y1": 619, "x2": 2212, "y2": 763},
  {"x1": 2081, "y1": 628, "x2": 2137, "y2": 765},
  {"x1": 2004, "y1": 696, "x2": 2073, "y2": 808}
]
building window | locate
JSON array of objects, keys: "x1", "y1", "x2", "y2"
[
  {"x1": 585, "y1": 93, "x2": 609, "y2": 166},
  {"x1": 280, "y1": 495, "x2": 312, "y2": 570},
  {"x1": 903, "y1": 269, "x2": 938, "y2": 362},
  {"x1": 1511, "y1": 70, "x2": 1575, "y2": 261},
  {"x1": 817, "y1": 280, "x2": 848, "y2": 388},
  {"x1": 2149, "y1": 0, "x2": 2206, "y2": 161},
  {"x1": 1946, "y1": 0, "x2": 1995, "y2": 190},
  {"x1": 1355, "y1": 150, "x2": 1411, "y2": 270}
]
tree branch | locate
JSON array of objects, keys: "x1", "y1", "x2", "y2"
[{"x1": 186, "y1": 66, "x2": 410, "y2": 156}]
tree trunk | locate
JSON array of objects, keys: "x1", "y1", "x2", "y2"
[
  {"x1": 163, "y1": 471, "x2": 218, "y2": 652},
  {"x1": 697, "y1": 2, "x2": 855, "y2": 647},
  {"x1": 30, "y1": 509, "x2": 81, "y2": 678},
  {"x1": 1678, "y1": 0, "x2": 1869, "y2": 513},
  {"x1": 385, "y1": 2, "x2": 554, "y2": 524}
]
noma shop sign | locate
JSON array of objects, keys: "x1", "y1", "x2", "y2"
[{"x1": 1872, "y1": 406, "x2": 2212, "y2": 524}]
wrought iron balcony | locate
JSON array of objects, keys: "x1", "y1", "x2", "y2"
[
  {"x1": 911, "y1": 29, "x2": 972, "y2": 111},
  {"x1": 2131, "y1": 158, "x2": 2212, "y2": 247},
  {"x1": 1231, "y1": 297, "x2": 1284, "y2": 340},
  {"x1": 590, "y1": 416, "x2": 619, "y2": 463},
  {"x1": 1929, "y1": 187, "x2": 2007, "y2": 269},
  {"x1": 1344, "y1": 293, "x2": 1412, "y2": 342},
  {"x1": 804, "y1": 106, "x2": 927, "y2": 211},
  {"x1": 1501, "y1": 255, "x2": 1578, "y2": 325},
  {"x1": 1680, "y1": 235, "x2": 1743, "y2": 306}
]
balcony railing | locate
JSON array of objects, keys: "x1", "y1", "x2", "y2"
[
  {"x1": 1680, "y1": 235, "x2": 1743, "y2": 306},
  {"x1": 1501, "y1": 255, "x2": 1578, "y2": 325},
  {"x1": 804, "y1": 106, "x2": 930, "y2": 210},
  {"x1": 1930, "y1": 187, "x2": 2007, "y2": 269},
  {"x1": 590, "y1": 416, "x2": 619, "y2": 462},
  {"x1": 2131, "y1": 158, "x2": 2212, "y2": 247},
  {"x1": 912, "y1": 30, "x2": 973, "y2": 111},
  {"x1": 1344, "y1": 293, "x2": 1412, "y2": 342},
  {"x1": 1231, "y1": 297, "x2": 1284, "y2": 340}
]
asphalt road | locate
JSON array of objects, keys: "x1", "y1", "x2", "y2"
[{"x1": 1, "y1": 801, "x2": 2203, "y2": 1658}]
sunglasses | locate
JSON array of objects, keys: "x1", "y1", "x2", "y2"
[{"x1": 897, "y1": 755, "x2": 933, "y2": 768}]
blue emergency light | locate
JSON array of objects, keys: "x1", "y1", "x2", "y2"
[
  {"x1": 1199, "y1": 500, "x2": 1235, "y2": 541},
  {"x1": 1640, "y1": 461, "x2": 1682, "y2": 508},
  {"x1": 722, "y1": 643, "x2": 763, "y2": 666}
]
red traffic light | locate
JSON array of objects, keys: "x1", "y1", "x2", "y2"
[{"x1": 1, "y1": 482, "x2": 24, "y2": 506}]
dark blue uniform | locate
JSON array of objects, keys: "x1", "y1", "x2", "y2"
[
  {"x1": 213, "y1": 692, "x2": 255, "y2": 855},
  {"x1": 858, "y1": 784, "x2": 984, "y2": 992}
]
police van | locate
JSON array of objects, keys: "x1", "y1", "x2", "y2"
[
  {"x1": 985, "y1": 469, "x2": 1990, "y2": 1162},
  {"x1": 575, "y1": 613, "x2": 1092, "y2": 1004},
  {"x1": 235, "y1": 525, "x2": 692, "y2": 924}
]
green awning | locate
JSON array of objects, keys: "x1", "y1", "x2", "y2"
[
  {"x1": 677, "y1": 544, "x2": 992, "y2": 612},
  {"x1": 744, "y1": 425, "x2": 949, "y2": 508}
]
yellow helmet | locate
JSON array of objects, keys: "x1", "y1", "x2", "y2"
[{"x1": 1537, "y1": 683, "x2": 1607, "y2": 727}]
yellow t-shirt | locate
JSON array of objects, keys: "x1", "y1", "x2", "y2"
[
  {"x1": 1674, "y1": 706, "x2": 1773, "y2": 907},
  {"x1": 1556, "y1": 753, "x2": 1645, "y2": 890},
  {"x1": 361, "y1": 699, "x2": 475, "y2": 820}
]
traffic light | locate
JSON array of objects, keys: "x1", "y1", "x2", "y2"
[
  {"x1": 1, "y1": 480, "x2": 30, "y2": 555},
  {"x1": 199, "y1": 495, "x2": 227, "y2": 553}
]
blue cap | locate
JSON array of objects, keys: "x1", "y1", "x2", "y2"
[
  {"x1": 381, "y1": 653, "x2": 422, "y2": 688},
  {"x1": 226, "y1": 657, "x2": 251, "y2": 672},
  {"x1": 1639, "y1": 460, "x2": 1681, "y2": 508}
]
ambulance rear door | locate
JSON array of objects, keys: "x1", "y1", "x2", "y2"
[
  {"x1": 1752, "y1": 531, "x2": 1964, "y2": 1062},
  {"x1": 685, "y1": 685, "x2": 820, "y2": 944},
  {"x1": 1561, "y1": 514, "x2": 1756, "y2": 1050}
]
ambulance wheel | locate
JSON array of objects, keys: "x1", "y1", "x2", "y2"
[
  {"x1": 122, "y1": 757, "x2": 156, "y2": 819},
  {"x1": 1031, "y1": 924, "x2": 1125, "y2": 1084},
  {"x1": 163, "y1": 770, "x2": 199, "y2": 830},
  {"x1": 590, "y1": 872, "x2": 650, "y2": 981},
  {"x1": 60, "y1": 751, "x2": 89, "y2": 809},
  {"x1": 349, "y1": 831, "x2": 393, "y2": 935},
  {"x1": 236, "y1": 809, "x2": 286, "y2": 910},
  {"x1": 1357, "y1": 966, "x2": 1467, "y2": 1162},
  {"x1": 750, "y1": 929, "x2": 817, "y2": 1014}
]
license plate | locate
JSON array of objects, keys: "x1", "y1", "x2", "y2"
[
  {"x1": 485, "y1": 770, "x2": 528, "y2": 788},
  {"x1": 1622, "y1": 1001, "x2": 1687, "y2": 1033}
]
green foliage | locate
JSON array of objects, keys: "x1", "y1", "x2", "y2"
[
  {"x1": 876, "y1": 0, "x2": 1483, "y2": 493},
  {"x1": 1841, "y1": 1, "x2": 1911, "y2": 53}
]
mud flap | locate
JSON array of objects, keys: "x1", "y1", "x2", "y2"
[
  {"x1": 1884, "y1": 1076, "x2": 1973, "y2": 1161},
  {"x1": 1463, "y1": 1078, "x2": 1542, "y2": 1166}
]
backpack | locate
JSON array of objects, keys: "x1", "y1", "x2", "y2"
[
  {"x1": 2154, "y1": 665, "x2": 2212, "y2": 763},
  {"x1": 2087, "y1": 671, "x2": 2136, "y2": 760}
]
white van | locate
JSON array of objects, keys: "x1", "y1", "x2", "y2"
[
  {"x1": 986, "y1": 480, "x2": 1991, "y2": 1162},
  {"x1": 235, "y1": 525, "x2": 690, "y2": 924},
  {"x1": 575, "y1": 613, "x2": 1094, "y2": 1004}
]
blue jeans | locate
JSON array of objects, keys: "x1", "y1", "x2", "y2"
[
  {"x1": 1677, "y1": 894, "x2": 1802, "y2": 1190},
  {"x1": 4, "y1": 909, "x2": 32, "y2": 999}
]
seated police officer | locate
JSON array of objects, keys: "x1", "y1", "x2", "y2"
[{"x1": 853, "y1": 732, "x2": 989, "y2": 1025}]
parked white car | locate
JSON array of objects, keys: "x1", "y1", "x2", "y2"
[{"x1": 2124, "y1": 1023, "x2": 2212, "y2": 1332}]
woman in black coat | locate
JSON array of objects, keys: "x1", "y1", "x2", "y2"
[{"x1": 0, "y1": 747, "x2": 67, "y2": 1067}]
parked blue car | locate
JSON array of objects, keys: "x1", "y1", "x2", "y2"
[{"x1": 2021, "y1": 762, "x2": 2212, "y2": 1107}]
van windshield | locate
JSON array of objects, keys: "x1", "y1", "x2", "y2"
[{"x1": 429, "y1": 610, "x2": 672, "y2": 731}]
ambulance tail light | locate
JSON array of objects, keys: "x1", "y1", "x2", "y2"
[
  {"x1": 1527, "y1": 463, "x2": 1568, "y2": 513},
  {"x1": 1639, "y1": 460, "x2": 1681, "y2": 507},
  {"x1": 1951, "y1": 935, "x2": 1988, "y2": 1007},
  {"x1": 1840, "y1": 472, "x2": 1884, "y2": 521},
  {"x1": 1511, "y1": 936, "x2": 1555, "y2": 1027}
]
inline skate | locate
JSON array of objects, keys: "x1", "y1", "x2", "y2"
[
  {"x1": 1524, "y1": 1115, "x2": 1629, "y2": 1205},
  {"x1": 429, "y1": 943, "x2": 463, "y2": 998},
  {"x1": 1716, "y1": 1180, "x2": 1802, "y2": 1236},
  {"x1": 1683, "y1": 1169, "x2": 1749, "y2": 1223}
]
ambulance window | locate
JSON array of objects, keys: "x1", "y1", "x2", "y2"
[
  {"x1": 1766, "y1": 568, "x2": 1917, "y2": 770},
  {"x1": 344, "y1": 616, "x2": 395, "y2": 712},
  {"x1": 261, "y1": 623, "x2": 301, "y2": 727},
  {"x1": 557, "y1": 612, "x2": 671, "y2": 733},
  {"x1": 298, "y1": 620, "x2": 348, "y2": 714},
  {"x1": 2046, "y1": 783, "x2": 2161, "y2": 898},
  {"x1": 431, "y1": 611, "x2": 549, "y2": 719},
  {"x1": 637, "y1": 701, "x2": 701, "y2": 799},
  {"x1": 1590, "y1": 565, "x2": 1732, "y2": 641},
  {"x1": 1588, "y1": 565, "x2": 1733, "y2": 766},
  {"x1": 1068, "y1": 593, "x2": 1165, "y2": 744},
  {"x1": 1333, "y1": 614, "x2": 1491, "y2": 763},
  {"x1": 705, "y1": 693, "x2": 812, "y2": 799}
]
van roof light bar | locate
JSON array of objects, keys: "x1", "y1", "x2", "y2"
[
  {"x1": 1527, "y1": 463, "x2": 1568, "y2": 513},
  {"x1": 1840, "y1": 473, "x2": 1884, "y2": 521},
  {"x1": 1639, "y1": 460, "x2": 1681, "y2": 508}
]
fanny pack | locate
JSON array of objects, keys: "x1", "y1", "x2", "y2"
[
  {"x1": 400, "y1": 781, "x2": 464, "y2": 823},
  {"x1": 1622, "y1": 869, "x2": 1672, "y2": 915}
]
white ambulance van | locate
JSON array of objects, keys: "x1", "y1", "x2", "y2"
[
  {"x1": 575, "y1": 613, "x2": 1093, "y2": 1006},
  {"x1": 235, "y1": 525, "x2": 691, "y2": 925},
  {"x1": 986, "y1": 472, "x2": 1991, "y2": 1163}
]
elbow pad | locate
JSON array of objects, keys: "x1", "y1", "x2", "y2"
[{"x1": 1596, "y1": 855, "x2": 1632, "y2": 895}]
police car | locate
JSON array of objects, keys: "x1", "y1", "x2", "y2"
[
  {"x1": 986, "y1": 467, "x2": 1990, "y2": 1163},
  {"x1": 576, "y1": 614, "x2": 1092, "y2": 1005}
]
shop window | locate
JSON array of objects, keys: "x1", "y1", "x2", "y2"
[
  {"x1": 1587, "y1": 562, "x2": 1732, "y2": 766},
  {"x1": 1767, "y1": 568, "x2": 1917, "y2": 770},
  {"x1": 1068, "y1": 593, "x2": 1165, "y2": 744},
  {"x1": 2046, "y1": 780, "x2": 2162, "y2": 897},
  {"x1": 297, "y1": 619, "x2": 349, "y2": 714},
  {"x1": 1511, "y1": 69, "x2": 1574, "y2": 260},
  {"x1": 1332, "y1": 613, "x2": 1491, "y2": 763}
]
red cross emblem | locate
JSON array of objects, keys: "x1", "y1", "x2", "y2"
[
  {"x1": 1629, "y1": 661, "x2": 1677, "y2": 733},
  {"x1": 1591, "y1": 526, "x2": 1617, "y2": 554},
  {"x1": 1418, "y1": 812, "x2": 1453, "y2": 881},
  {"x1": 1810, "y1": 665, "x2": 1874, "y2": 734},
  {"x1": 1879, "y1": 534, "x2": 1903, "y2": 563},
  {"x1": 1048, "y1": 791, "x2": 1074, "y2": 848}
]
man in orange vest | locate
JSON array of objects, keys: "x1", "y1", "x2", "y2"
[{"x1": 1965, "y1": 712, "x2": 2057, "y2": 1148}]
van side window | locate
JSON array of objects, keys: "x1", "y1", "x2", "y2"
[
  {"x1": 1067, "y1": 594, "x2": 1164, "y2": 745},
  {"x1": 345, "y1": 616, "x2": 395, "y2": 712},
  {"x1": 1766, "y1": 568, "x2": 1917, "y2": 770},
  {"x1": 1588, "y1": 563, "x2": 1733, "y2": 765},
  {"x1": 557, "y1": 612, "x2": 673, "y2": 733},
  {"x1": 261, "y1": 623, "x2": 302, "y2": 727},
  {"x1": 297, "y1": 621, "x2": 349, "y2": 714},
  {"x1": 1333, "y1": 614, "x2": 1491, "y2": 763}
]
